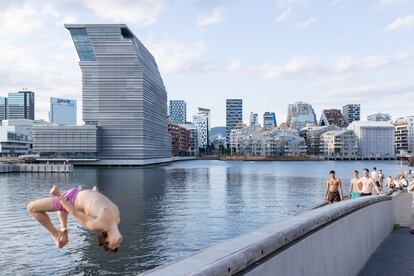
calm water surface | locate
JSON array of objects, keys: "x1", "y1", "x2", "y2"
[{"x1": 0, "y1": 160, "x2": 410, "y2": 275}]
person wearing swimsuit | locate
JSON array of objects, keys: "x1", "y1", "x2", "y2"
[
  {"x1": 27, "y1": 185, "x2": 122, "y2": 252},
  {"x1": 325, "y1": 170, "x2": 343, "y2": 204},
  {"x1": 360, "y1": 168, "x2": 381, "y2": 196},
  {"x1": 349, "y1": 170, "x2": 362, "y2": 198}
]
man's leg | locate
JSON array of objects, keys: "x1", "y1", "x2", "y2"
[
  {"x1": 27, "y1": 197, "x2": 66, "y2": 248},
  {"x1": 57, "y1": 211, "x2": 69, "y2": 247}
]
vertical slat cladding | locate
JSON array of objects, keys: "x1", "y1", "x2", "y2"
[{"x1": 71, "y1": 25, "x2": 171, "y2": 160}]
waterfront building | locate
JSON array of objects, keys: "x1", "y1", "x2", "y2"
[
  {"x1": 193, "y1": 108, "x2": 210, "y2": 149},
  {"x1": 342, "y1": 104, "x2": 360, "y2": 125},
  {"x1": 348, "y1": 121, "x2": 395, "y2": 157},
  {"x1": 7, "y1": 91, "x2": 35, "y2": 120},
  {"x1": 320, "y1": 129, "x2": 358, "y2": 157},
  {"x1": 0, "y1": 97, "x2": 7, "y2": 121},
  {"x1": 319, "y1": 109, "x2": 347, "y2": 127},
  {"x1": 0, "y1": 124, "x2": 32, "y2": 155},
  {"x1": 65, "y1": 24, "x2": 171, "y2": 164},
  {"x1": 300, "y1": 125, "x2": 339, "y2": 155},
  {"x1": 226, "y1": 99, "x2": 243, "y2": 145},
  {"x1": 367, "y1": 113, "x2": 391, "y2": 121},
  {"x1": 49, "y1": 97, "x2": 77, "y2": 125},
  {"x1": 393, "y1": 116, "x2": 414, "y2": 154},
  {"x1": 230, "y1": 126, "x2": 306, "y2": 156},
  {"x1": 169, "y1": 100, "x2": 187, "y2": 124},
  {"x1": 168, "y1": 123, "x2": 190, "y2": 156},
  {"x1": 32, "y1": 125, "x2": 97, "y2": 159},
  {"x1": 263, "y1": 112, "x2": 277, "y2": 130},
  {"x1": 249, "y1": 112, "x2": 258, "y2": 126},
  {"x1": 179, "y1": 123, "x2": 199, "y2": 156},
  {"x1": 286, "y1": 102, "x2": 317, "y2": 130}
]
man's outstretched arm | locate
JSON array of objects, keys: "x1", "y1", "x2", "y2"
[{"x1": 50, "y1": 185, "x2": 103, "y2": 231}]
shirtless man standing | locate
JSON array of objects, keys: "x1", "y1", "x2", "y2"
[
  {"x1": 325, "y1": 170, "x2": 343, "y2": 204},
  {"x1": 360, "y1": 168, "x2": 382, "y2": 196},
  {"x1": 349, "y1": 170, "x2": 362, "y2": 198},
  {"x1": 27, "y1": 185, "x2": 122, "y2": 252}
]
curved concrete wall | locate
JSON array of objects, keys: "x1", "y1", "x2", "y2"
[{"x1": 143, "y1": 196, "x2": 393, "y2": 276}]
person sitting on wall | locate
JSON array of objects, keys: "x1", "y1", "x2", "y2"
[
  {"x1": 325, "y1": 170, "x2": 343, "y2": 204},
  {"x1": 27, "y1": 185, "x2": 122, "y2": 252}
]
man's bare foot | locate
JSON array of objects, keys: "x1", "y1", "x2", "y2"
[
  {"x1": 52, "y1": 229, "x2": 68, "y2": 248},
  {"x1": 92, "y1": 186, "x2": 98, "y2": 192},
  {"x1": 59, "y1": 228, "x2": 69, "y2": 248}
]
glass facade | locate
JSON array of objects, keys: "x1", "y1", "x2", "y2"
[
  {"x1": 0, "y1": 97, "x2": 7, "y2": 121},
  {"x1": 7, "y1": 91, "x2": 34, "y2": 120},
  {"x1": 263, "y1": 112, "x2": 277, "y2": 130},
  {"x1": 169, "y1": 100, "x2": 187, "y2": 124},
  {"x1": 49, "y1": 97, "x2": 77, "y2": 125},
  {"x1": 68, "y1": 28, "x2": 97, "y2": 61}
]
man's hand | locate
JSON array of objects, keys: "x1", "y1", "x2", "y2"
[{"x1": 50, "y1": 185, "x2": 61, "y2": 197}]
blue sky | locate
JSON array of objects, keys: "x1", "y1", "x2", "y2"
[{"x1": 0, "y1": 0, "x2": 413, "y2": 126}]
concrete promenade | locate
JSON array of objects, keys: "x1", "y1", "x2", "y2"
[{"x1": 360, "y1": 229, "x2": 414, "y2": 276}]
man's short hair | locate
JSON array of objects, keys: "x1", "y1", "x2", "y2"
[
  {"x1": 373, "y1": 167, "x2": 377, "y2": 170},
  {"x1": 98, "y1": 232, "x2": 118, "y2": 253},
  {"x1": 329, "y1": 170, "x2": 335, "y2": 174},
  {"x1": 353, "y1": 170, "x2": 359, "y2": 174},
  {"x1": 363, "y1": 168, "x2": 369, "y2": 173}
]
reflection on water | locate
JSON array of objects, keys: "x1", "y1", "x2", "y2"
[{"x1": 0, "y1": 160, "x2": 409, "y2": 275}]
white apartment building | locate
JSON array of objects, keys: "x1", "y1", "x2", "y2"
[
  {"x1": 348, "y1": 121, "x2": 395, "y2": 157},
  {"x1": 393, "y1": 116, "x2": 414, "y2": 154}
]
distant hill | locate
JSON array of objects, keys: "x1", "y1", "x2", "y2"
[{"x1": 210, "y1": 126, "x2": 226, "y2": 137}]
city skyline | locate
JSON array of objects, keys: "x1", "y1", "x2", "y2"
[{"x1": 0, "y1": 1, "x2": 414, "y2": 126}]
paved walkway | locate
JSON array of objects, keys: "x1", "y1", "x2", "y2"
[{"x1": 359, "y1": 228, "x2": 414, "y2": 276}]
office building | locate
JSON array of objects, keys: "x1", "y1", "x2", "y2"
[
  {"x1": 65, "y1": 24, "x2": 171, "y2": 164},
  {"x1": 0, "y1": 97, "x2": 7, "y2": 121},
  {"x1": 319, "y1": 109, "x2": 347, "y2": 127},
  {"x1": 193, "y1": 108, "x2": 210, "y2": 148},
  {"x1": 179, "y1": 123, "x2": 199, "y2": 156},
  {"x1": 49, "y1": 97, "x2": 77, "y2": 125},
  {"x1": 32, "y1": 125, "x2": 97, "y2": 159},
  {"x1": 263, "y1": 112, "x2": 277, "y2": 130},
  {"x1": 0, "y1": 124, "x2": 32, "y2": 155},
  {"x1": 348, "y1": 121, "x2": 395, "y2": 157},
  {"x1": 249, "y1": 112, "x2": 258, "y2": 126},
  {"x1": 393, "y1": 116, "x2": 414, "y2": 154},
  {"x1": 286, "y1": 102, "x2": 317, "y2": 130},
  {"x1": 342, "y1": 104, "x2": 360, "y2": 125},
  {"x1": 226, "y1": 99, "x2": 243, "y2": 145},
  {"x1": 169, "y1": 100, "x2": 187, "y2": 124},
  {"x1": 7, "y1": 91, "x2": 35, "y2": 120},
  {"x1": 168, "y1": 123, "x2": 190, "y2": 156},
  {"x1": 367, "y1": 113, "x2": 391, "y2": 121},
  {"x1": 320, "y1": 129, "x2": 357, "y2": 157}
]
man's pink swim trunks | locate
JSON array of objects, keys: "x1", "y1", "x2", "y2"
[{"x1": 52, "y1": 187, "x2": 81, "y2": 212}]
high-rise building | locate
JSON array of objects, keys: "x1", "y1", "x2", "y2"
[
  {"x1": 263, "y1": 112, "x2": 277, "y2": 130},
  {"x1": 319, "y1": 109, "x2": 347, "y2": 127},
  {"x1": 193, "y1": 108, "x2": 210, "y2": 148},
  {"x1": 7, "y1": 91, "x2": 35, "y2": 120},
  {"x1": 367, "y1": 113, "x2": 391, "y2": 121},
  {"x1": 348, "y1": 121, "x2": 395, "y2": 157},
  {"x1": 286, "y1": 102, "x2": 317, "y2": 130},
  {"x1": 393, "y1": 117, "x2": 414, "y2": 154},
  {"x1": 65, "y1": 24, "x2": 171, "y2": 164},
  {"x1": 226, "y1": 99, "x2": 243, "y2": 145},
  {"x1": 0, "y1": 97, "x2": 7, "y2": 121},
  {"x1": 169, "y1": 100, "x2": 187, "y2": 124},
  {"x1": 249, "y1": 112, "x2": 258, "y2": 126},
  {"x1": 342, "y1": 104, "x2": 360, "y2": 125},
  {"x1": 49, "y1": 97, "x2": 77, "y2": 125}
]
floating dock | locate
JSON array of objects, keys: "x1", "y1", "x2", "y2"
[{"x1": 0, "y1": 163, "x2": 73, "y2": 173}]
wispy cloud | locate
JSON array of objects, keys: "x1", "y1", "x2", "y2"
[
  {"x1": 83, "y1": 0, "x2": 168, "y2": 25},
  {"x1": 275, "y1": 8, "x2": 291, "y2": 23},
  {"x1": 296, "y1": 17, "x2": 316, "y2": 29},
  {"x1": 197, "y1": 7, "x2": 223, "y2": 30},
  {"x1": 386, "y1": 15, "x2": 414, "y2": 32}
]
